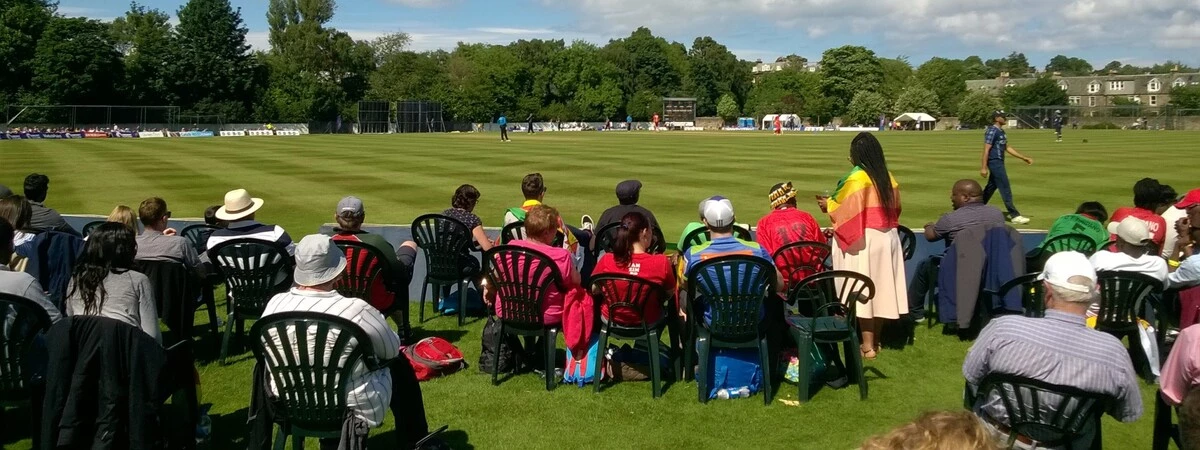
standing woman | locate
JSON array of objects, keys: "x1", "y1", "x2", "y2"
[{"x1": 816, "y1": 132, "x2": 907, "y2": 360}]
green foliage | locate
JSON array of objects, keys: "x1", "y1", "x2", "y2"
[
  {"x1": 0, "y1": 0, "x2": 53, "y2": 103},
  {"x1": 893, "y1": 86, "x2": 939, "y2": 114},
  {"x1": 957, "y1": 90, "x2": 998, "y2": 127},
  {"x1": 962, "y1": 55, "x2": 996, "y2": 79},
  {"x1": 1082, "y1": 122, "x2": 1120, "y2": 129},
  {"x1": 685, "y1": 36, "x2": 750, "y2": 116},
  {"x1": 715, "y1": 93, "x2": 739, "y2": 120},
  {"x1": 1044, "y1": 55, "x2": 1093, "y2": 76},
  {"x1": 626, "y1": 89, "x2": 663, "y2": 120},
  {"x1": 844, "y1": 91, "x2": 889, "y2": 126},
  {"x1": 31, "y1": 17, "x2": 124, "y2": 105},
  {"x1": 878, "y1": 57, "x2": 913, "y2": 103},
  {"x1": 173, "y1": 0, "x2": 258, "y2": 121},
  {"x1": 1001, "y1": 77, "x2": 1068, "y2": 110},
  {"x1": 914, "y1": 57, "x2": 967, "y2": 115},
  {"x1": 1170, "y1": 85, "x2": 1200, "y2": 109},
  {"x1": 820, "y1": 45, "x2": 883, "y2": 116},
  {"x1": 745, "y1": 69, "x2": 831, "y2": 121},
  {"x1": 111, "y1": 2, "x2": 177, "y2": 105},
  {"x1": 985, "y1": 52, "x2": 1031, "y2": 76}
]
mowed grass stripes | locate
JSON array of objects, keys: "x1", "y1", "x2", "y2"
[{"x1": 0, "y1": 130, "x2": 1182, "y2": 450}]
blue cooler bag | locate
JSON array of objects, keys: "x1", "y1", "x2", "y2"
[{"x1": 707, "y1": 348, "x2": 763, "y2": 399}]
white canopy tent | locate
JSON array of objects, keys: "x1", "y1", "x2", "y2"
[
  {"x1": 894, "y1": 112, "x2": 937, "y2": 130},
  {"x1": 761, "y1": 114, "x2": 802, "y2": 130}
]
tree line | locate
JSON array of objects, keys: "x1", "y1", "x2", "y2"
[{"x1": 2, "y1": 0, "x2": 1198, "y2": 126}]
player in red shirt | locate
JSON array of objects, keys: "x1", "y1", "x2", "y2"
[
  {"x1": 651, "y1": 113, "x2": 660, "y2": 132},
  {"x1": 593, "y1": 211, "x2": 676, "y2": 326},
  {"x1": 773, "y1": 115, "x2": 782, "y2": 135},
  {"x1": 756, "y1": 182, "x2": 823, "y2": 286},
  {"x1": 1108, "y1": 178, "x2": 1175, "y2": 251}
]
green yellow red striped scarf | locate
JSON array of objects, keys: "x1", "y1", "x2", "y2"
[{"x1": 827, "y1": 166, "x2": 901, "y2": 251}]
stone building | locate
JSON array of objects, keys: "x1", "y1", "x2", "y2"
[{"x1": 966, "y1": 70, "x2": 1200, "y2": 114}]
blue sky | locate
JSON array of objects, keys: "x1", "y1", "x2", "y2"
[{"x1": 62, "y1": 0, "x2": 1200, "y2": 70}]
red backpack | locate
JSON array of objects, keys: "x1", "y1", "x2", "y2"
[{"x1": 402, "y1": 337, "x2": 466, "y2": 381}]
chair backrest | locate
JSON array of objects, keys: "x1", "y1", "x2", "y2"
[
  {"x1": 594, "y1": 223, "x2": 667, "y2": 256},
  {"x1": 994, "y1": 273, "x2": 1046, "y2": 318},
  {"x1": 331, "y1": 240, "x2": 393, "y2": 310},
  {"x1": 249, "y1": 311, "x2": 374, "y2": 432},
  {"x1": 412, "y1": 214, "x2": 475, "y2": 284},
  {"x1": 788, "y1": 270, "x2": 875, "y2": 323},
  {"x1": 502, "y1": 221, "x2": 564, "y2": 247},
  {"x1": 1095, "y1": 270, "x2": 1162, "y2": 331},
  {"x1": 686, "y1": 254, "x2": 775, "y2": 342},
  {"x1": 135, "y1": 259, "x2": 199, "y2": 337},
  {"x1": 483, "y1": 245, "x2": 564, "y2": 328},
  {"x1": 208, "y1": 239, "x2": 294, "y2": 317},
  {"x1": 80, "y1": 221, "x2": 105, "y2": 239},
  {"x1": 0, "y1": 293, "x2": 53, "y2": 402},
  {"x1": 180, "y1": 224, "x2": 219, "y2": 253},
  {"x1": 680, "y1": 225, "x2": 753, "y2": 253},
  {"x1": 590, "y1": 274, "x2": 668, "y2": 328},
  {"x1": 1041, "y1": 233, "x2": 1099, "y2": 256},
  {"x1": 897, "y1": 225, "x2": 917, "y2": 261},
  {"x1": 772, "y1": 240, "x2": 832, "y2": 286},
  {"x1": 35, "y1": 231, "x2": 85, "y2": 309},
  {"x1": 978, "y1": 373, "x2": 1112, "y2": 447}
]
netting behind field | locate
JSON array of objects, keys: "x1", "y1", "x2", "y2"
[{"x1": 4, "y1": 105, "x2": 179, "y2": 130}]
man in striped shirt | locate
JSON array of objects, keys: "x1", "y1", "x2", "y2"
[
  {"x1": 963, "y1": 251, "x2": 1142, "y2": 448},
  {"x1": 259, "y1": 235, "x2": 442, "y2": 449},
  {"x1": 205, "y1": 188, "x2": 295, "y2": 255}
]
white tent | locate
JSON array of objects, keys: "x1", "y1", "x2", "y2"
[
  {"x1": 894, "y1": 112, "x2": 937, "y2": 130},
  {"x1": 761, "y1": 114, "x2": 802, "y2": 130}
]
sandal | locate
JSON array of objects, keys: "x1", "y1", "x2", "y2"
[{"x1": 860, "y1": 346, "x2": 877, "y2": 361}]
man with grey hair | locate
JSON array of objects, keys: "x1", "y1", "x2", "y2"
[{"x1": 963, "y1": 251, "x2": 1142, "y2": 448}]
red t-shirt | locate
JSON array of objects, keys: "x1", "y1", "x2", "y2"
[
  {"x1": 756, "y1": 207, "x2": 824, "y2": 285},
  {"x1": 1109, "y1": 206, "x2": 1167, "y2": 250},
  {"x1": 593, "y1": 252, "x2": 676, "y2": 326}
]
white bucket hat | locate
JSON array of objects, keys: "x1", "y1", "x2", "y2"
[
  {"x1": 216, "y1": 188, "x2": 264, "y2": 221},
  {"x1": 293, "y1": 235, "x2": 347, "y2": 287}
]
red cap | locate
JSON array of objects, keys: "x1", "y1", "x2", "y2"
[{"x1": 1176, "y1": 188, "x2": 1200, "y2": 209}]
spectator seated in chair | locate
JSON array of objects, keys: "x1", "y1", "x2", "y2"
[
  {"x1": 64, "y1": 222, "x2": 160, "y2": 342},
  {"x1": 500, "y1": 204, "x2": 582, "y2": 326},
  {"x1": 1037, "y1": 201, "x2": 1110, "y2": 255},
  {"x1": 908, "y1": 179, "x2": 1005, "y2": 321},
  {"x1": 754, "y1": 182, "x2": 823, "y2": 287},
  {"x1": 255, "y1": 235, "x2": 445, "y2": 450},
  {"x1": 860, "y1": 410, "x2": 1000, "y2": 450},
  {"x1": 592, "y1": 211, "x2": 676, "y2": 326},
  {"x1": 0, "y1": 218, "x2": 60, "y2": 321},
  {"x1": 963, "y1": 251, "x2": 1143, "y2": 447},
  {"x1": 1108, "y1": 178, "x2": 1175, "y2": 252},
  {"x1": 206, "y1": 188, "x2": 296, "y2": 256},
  {"x1": 442, "y1": 184, "x2": 492, "y2": 254},
  {"x1": 503, "y1": 173, "x2": 593, "y2": 277},
  {"x1": 0, "y1": 195, "x2": 37, "y2": 250},
  {"x1": 595, "y1": 179, "x2": 660, "y2": 239},
  {"x1": 1088, "y1": 217, "x2": 1168, "y2": 317},
  {"x1": 1163, "y1": 325, "x2": 1200, "y2": 409},
  {"x1": 135, "y1": 197, "x2": 203, "y2": 274},
  {"x1": 1168, "y1": 197, "x2": 1200, "y2": 290},
  {"x1": 22, "y1": 173, "x2": 78, "y2": 236},
  {"x1": 330, "y1": 196, "x2": 416, "y2": 321}
]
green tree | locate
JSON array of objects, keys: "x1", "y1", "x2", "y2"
[
  {"x1": 820, "y1": 45, "x2": 883, "y2": 116},
  {"x1": 716, "y1": 93, "x2": 739, "y2": 121},
  {"x1": 745, "y1": 69, "x2": 830, "y2": 121},
  {"x1": 626, "y1": 89, "x2": 662, "y2": 120},
  {"x1": 844, "y1": 91, "x2": 889, "y2": 126},
  {"x1": 962, "y1": 55, "x2": 996, "y2": 79},
  {"x1": 1100, "y1": 60, "x2": 1123, "y2": 73},
  {"x1": 0, "y1": 0, "x2": 54, "y2": 103},
  {"x1": 1110, "y1": 96, "x2": 1140, "y2": 117},
  {"x1": 893, "y1": 86, "x2": 939, "y2": 114},
  {"x1": 1001, "y1": 77, "x2": 1068, "y2": 110},
  {"x1": 985, "y1": 52, "x2": 1031, "y2": 76},
  {"x1": 1170, "y1": 85, "x2": 1200, "y2": 109},
  {"x1": 957, "y1": 90, "x2": 998, "y2": 127},
  {"x1": 914, "y1": 57, "x2": 967, "y2": 115},
  {"x1": 173, "y1": 0, "x2": 259, "y2": 121},
  {"x1": 878, "y1": 57, "x2": 913, "y2": 103},
  {"x1": 685, "y1": 36, "x2": 749, "y2": 116},
  {"x1": 602, "y1": 27, "x2": 687, "y2": 105},
  {"x1": 1044, "y1": 55, "x2": 1093, "y2": 76},
  {"x1": 111, "y1": 2, "x2": 177, "y2": 105},
  {"x1": 370, "y1": 32, "x2": 411, "y2": 66},
  {"x1": 30, "y1": 17, "x2": 124, "y2": 105}
]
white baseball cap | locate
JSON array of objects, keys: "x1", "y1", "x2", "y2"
[
  {"x1": 1111, "y1": 217, "x2": 1152, "y2": 247},
  {"x1": 701, "y1": 195, "x2": 735, "y2": 228},
  {"x1": 293, "y1": 234, "x2": 347, "y2": 287},
  {"x1": 1037, "y1": 251, "x2": 1097, "y2": 295}
]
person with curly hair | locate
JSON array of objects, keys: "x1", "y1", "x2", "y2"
[{"x1": 860, "y1": 410, "x2": 999, "y2": 450}]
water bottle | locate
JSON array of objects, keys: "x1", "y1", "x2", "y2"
[
  {"x1": 716, "y1": 388, "x2": 730, "y2": 400},
  {"x1": 736, "y1": 386, "x2": 751, "y2": 398}
]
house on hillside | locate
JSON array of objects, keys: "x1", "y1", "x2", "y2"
[
  {"x1": 751, "y1": 57, "x2": 821, "y2": 82},
  {"x1": 966, "y1": 69, "x2": 1200, "y2": 115}
]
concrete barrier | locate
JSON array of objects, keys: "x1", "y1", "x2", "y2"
[
  {"x1": 276, "y1": 130, "x2": 302, "y2": 136},
  {"x1": 247, "y1": 130, "x2": 275, "y2": 136},
  {"x1": 220, "y1": 130, "x2": 246, "y2": 137}
]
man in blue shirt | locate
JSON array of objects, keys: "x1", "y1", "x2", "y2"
[
  {"x1": 1053, "y1": 110, "x2": 1064, "y2": 142},
  {"x1": 626, "y1": 114, "x2": 632, "y2": 131},
  {"x1": 498, "y1": 114, "x2": 509, "y2": 142},
  {"x1": 682, "y1": 196, "x2": 784, "y2": 324},
  {"x1": 980, "y1": 110, "x2": 1034, "y2": 225}
]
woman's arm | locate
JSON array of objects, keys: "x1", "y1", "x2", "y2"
[
  {"x1": 472, "y1": 226, "x2": 492, "y2": 252},
  {"x1": 136, "y1": 276, "x2": 162, "y2": 343}
]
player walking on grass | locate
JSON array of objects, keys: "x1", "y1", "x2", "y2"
[
  {"x1": 1053, "y1": 110, "x2": 1064, "y2": 142},
  {"x1": 980, "y1": 110, "x2": 1033, "y2": 225},
  {"x1": 498, "y1": 114, "x2": 509, "y2": 142}
]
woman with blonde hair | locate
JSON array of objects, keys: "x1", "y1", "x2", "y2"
[
  {"x1": 106, "y1": 205, "x2": 138, "y2": 233},
  {"x1": 860, "y1": 410, "x2": 1000, "y2": 450}
]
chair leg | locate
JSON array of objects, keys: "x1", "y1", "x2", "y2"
[
  {"x1": 219, "y1": 313, "x2": 236, "y2": 366},
  {"x1": 594, "y1": 327, "x2": 609, "y2": 394},
  {"x1": 491, "y1": 323, "x2": 503, "y2": 386},
  {"x1": 759, "y1": 336, "x2": 773, "y2": 406},
  {"x1": 203, "y1": 287, "x2": 219, "y2": 339},
  {"x1": 292, "y1": 432, "x2": 304, "y2": 450},
  {"x1": 848, "y1": 334, "x2": 868, "y2": 400},
  {"x1": 648, "y1": 329, "x2": 663, "y2": 398},
  {"x1": 273, "y1": 425, "x2": 287, "y2": 450},
  {"x1": 669, "y1": 316, "x2": 683, "y2": 382},
  {"x1": 682, "y1": 319, "x2": 695, "y2": 382},
  {"x1": 418, "y1": 280, "x2": 428, "y2": 323},
  {"x1": 457, "y1": 280, "x2": 466, "y2": 327},
  {"x1": 1154, "y1": 393, "x2": 1172, "y2": 450},
  {"x1": 545, "y1": 328, "x2": 558, "y2": 391},
  {"x1": 696, "y1": 336, "x2": 710, "y2": 403}
]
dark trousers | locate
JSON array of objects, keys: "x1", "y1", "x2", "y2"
[
  {"x1": 983, "y1": 160, "x2": 1020, "y2": 217},
  {"x1": 907, "y1": 256, "x2": 938, "y2": 317},
  {"x1": 527, "y1": 122, "x2": 534, "y2": 133},
  {"x1": 499, "y1": 125, "x2": 508, "y2": 141},
  {"x1": 565, "y1": 225, "x2": 595, "y2": 281}
]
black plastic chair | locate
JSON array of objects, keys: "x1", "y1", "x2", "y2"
[
  {"x1": 590, "y1": 274, "x2": 680, "y2": 398},
  {"x1": 249, "y1": 311, "x2": 380, "y2": 449},
  {"x1": 482, "y1": 245, "x2": 564, "y2": 391},
  {"x1": 897, "y1": 225, "x2": 917, "y2": 261},
  {"x1": 1096, "y1": 271, "x2": 1162, "y2": 378},
  {"x1": 137, "y1": 259, "x2": 202, "y2": 344},
  {"x1": 412, "y1": 214, "x2": 476, "y2": 327},
  {"x1": 684, "y1": 254, "x2": 775, "y2": 405},
  {"x1": 332, "y1": 240, "x2": 409, "y2": 333},
  {"x1": 1153, "y1": 389, "x2": 1182, "y2": 450},
  {"x1": 208, "y1": 239, "x2": 295, "y2": 365},
  {"x1": 784, "y1": 270, "x2": 874, "y2": 402},
  {"x1": 501, "y1": 220, "x2": 565, "y2": 247},
  {"x1": 180, "y1": 224, "x2": 219, "y2": 254},
  {"x1": 0, "y1": 293, "x2": 53, "y2": 449},
  {"x1": 593, "y1": 223, "x2": 667, "y2": 257},
  {"x1": 988, "y1": 273, "x2": 1046, "y2": 318},
  {"x1": 970, "y1": 374, "x2": 1112, "y2": 449},
  {"x1": 771, "y1": 241, "x2": 832, "y2": 289},
  {"x1": 80, "y1": 220, "x2": 105, "y2": 238},
  {"x1": 679, "y1": 225, "x2": 753, "y2": 253}
]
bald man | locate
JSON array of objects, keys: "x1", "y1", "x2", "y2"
[{"x1": 908, "y1": 179, "x2": 1006, "y2": 321}]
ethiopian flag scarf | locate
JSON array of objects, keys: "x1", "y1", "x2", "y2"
[{"x1": 827, "y1": 166, "x2": 901, "y2": 251}]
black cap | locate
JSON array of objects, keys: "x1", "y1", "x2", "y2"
[
  {"x1": 992, "y1": 110, "x2": 1007, "y2": 119},
  {"x1": 0, "y1": 184, "x2": 11, "y2": 199},
  {"x1": 615, "y1": 180, "x2": 642, "y2": 205}
]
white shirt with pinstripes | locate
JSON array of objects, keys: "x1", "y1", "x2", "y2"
[
  {"x1": 261, "y1": 288, "x2": 400, "y2": 428},
  {"x1": 963, "y1": 310, "x2": 1143, "y2": 427}
]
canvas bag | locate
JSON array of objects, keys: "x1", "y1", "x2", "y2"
[
  {"x1": 781, "y1": 343, "x2": 827, "y2": 385},
  {"x1": 403, "y1": 337, "x2": 467, "y2": 381},
  {"x1": 436, "y1": 287, "x2": 486, "y2": 315},
  {"x1": 563, "y1": 334, "x2": 604, "y2": 386},
  {"x1": 707, "y1": 348, "x2": 763, "y2": 399},
  {"x1": 478, "y1": 315, "x2": 522, "y2": 374}
]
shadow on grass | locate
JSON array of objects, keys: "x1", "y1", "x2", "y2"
[
  {"x1": 0, "y1": 401, "x2": 38, "y2": 448},
  {"x1": 411, "y1": 327, "x2": 469, "y2": 345},
  {"x1": 366, "y1": 428, "x2": 474, "y2": 450},
  {"x1": 209, "y1": 407, "x2": 250, "y2": 449}
]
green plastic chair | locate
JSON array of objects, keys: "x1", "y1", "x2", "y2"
[
  {"x1": 208, "y1": 238, "x2": 295, "y2": 365},
  {"x1": 969, "y1": 374, "x2": 1112, "y2": 449},
  {"x1": 679, "y1": 225, "x2": 753, "y2": 253},
  {"x1": 180, "y1": 224, "x2": 223, "y2": 339},
  {"x1": 784, "y1": 270, "x2": 874, "y2": 402},
  {"x1": 412, "y1": 214, "x2": 476, "y2": 326},
  {"x1": 987, "y1": 273, "x2": 1046, "y2": 318},
  {"x1": 249, "y1": 311, "x2": 379, "y2": 450},
  {"x1": 1096, "y1": 271, "x2": 1162, "y2": 379},
  {"x1": 180, "y1": 224, "x2": 219, "y2": 254},
  {"x1": 0, "y1": 293, "x2": 53, "y2": 448},
  {"x1": 1152, "y1": 388, "x2": 1183, "y2": 450},
  {"x1": 590, "y1": 274, "x2": 680, "y2": 398},
  {"x1": 771, "y1": 240, "x2": 831, "y2": 289},
  {"x1": 684, "y1": 254, "x2": 776, "y2": 405},
  {"x1": 333, "y1": 240, "x2": 410, "y2": 335},
  {"x1": 501, "y1": 220, "x2": 565, "y2": 247},
  {"x1": 80, "y1": 220, "x2": 105, "y2": 238},
  {"x1": 482, "y1": 245, "x2": 564, "y2": 391},
  {"x1": 592, "y1": 222, "x2": 667, "y2": 257},
  {"x1": 897, "y1": 225, "x2": 917, "y2": 261}
]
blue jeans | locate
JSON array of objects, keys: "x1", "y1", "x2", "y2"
[{"x1": 983, "y1": 160, "x2": 1021, "y2": 217}]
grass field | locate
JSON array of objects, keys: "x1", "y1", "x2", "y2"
[{"x1": 0, "y1": 129, "x2": 1187, "y2": 449}]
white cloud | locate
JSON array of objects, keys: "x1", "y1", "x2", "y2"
[
  {"x1": 471, "y1": 27, "x2": 555, "y2": 35},
  {"x1": 383, "y1": 0, "x2": 452, "y2": 7}
]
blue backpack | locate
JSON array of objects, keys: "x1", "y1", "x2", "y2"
[
  {"x1": 707, "y1": 348, "x2": 763, "y2": 399},
  {"x1": 562, "y1": 336, "x2": 604, "y2": 386},
  {"x1": 436, "y1": 287, "x2": 486, "y2": 315}
]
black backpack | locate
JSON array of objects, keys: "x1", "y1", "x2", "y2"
[{"x1": 478, "y1": 316, "x2": 522, "y2": 374}]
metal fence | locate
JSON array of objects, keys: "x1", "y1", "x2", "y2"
[
  {"x1": 4, "y1": 105, "x2": 181, "y2": 130},
  {"x1": 1010, "y1": 106, "x2": 1200, "y2": 130}
]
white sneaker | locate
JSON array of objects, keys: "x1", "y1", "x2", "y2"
[
  {"x1": 1010, "y1": 216, "x2": 1031, "y2": 225},
  {"x1": 581, "y1": 214, "x2": 594, "y2": 232}
]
